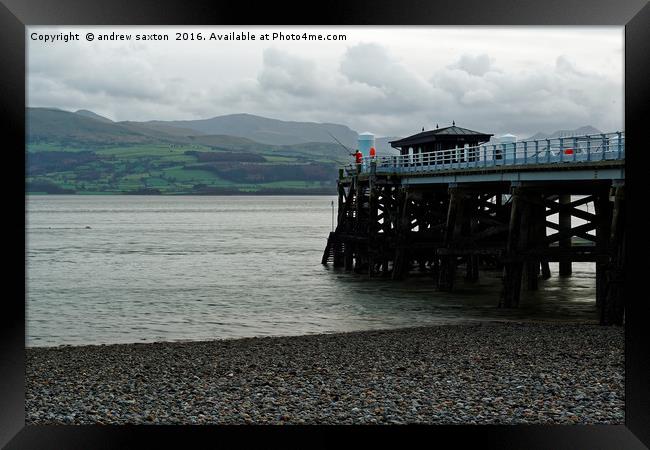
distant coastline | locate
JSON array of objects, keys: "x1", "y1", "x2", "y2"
[
  {"x1": 26, "y1": 108, "x2": 603, "y2": 198},
  {"x1": 25, "y1": 188, "x2": 337, "y2": 196}
]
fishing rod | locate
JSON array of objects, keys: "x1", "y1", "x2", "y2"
[{"x1": 326, "y1": 131, "x2": 355, "y2": 155}]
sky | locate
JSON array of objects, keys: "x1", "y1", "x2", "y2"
[{"x1": 27, "y1": 26, "x2": 623, "y2": 138}]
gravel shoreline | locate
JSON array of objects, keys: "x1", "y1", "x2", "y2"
[{"x1": 26, "y1": 322, "x2": 624, "y2": 425}]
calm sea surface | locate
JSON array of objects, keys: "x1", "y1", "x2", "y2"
[{"x1": 26, "y1": 195, "x2": 599, "y2": 347}]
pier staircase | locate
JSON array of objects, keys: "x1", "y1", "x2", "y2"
[{"x1": 321, "y1": 232, "x2": 344, "y2": 265}]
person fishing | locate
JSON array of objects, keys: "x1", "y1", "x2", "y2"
[
  {"x1": 354, "y1": 149, "x2": 363, "y2": 173},
  {"x1": 368, "y1": 146, "x2": 378, "y2": 174},
  {"x1": 325, "y1": 131, "x2": 364, "y2": 175}
]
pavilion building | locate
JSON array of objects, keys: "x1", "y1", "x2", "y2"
[{"x1": 389, "y1": 123, "x2": 493, "y2": 163}]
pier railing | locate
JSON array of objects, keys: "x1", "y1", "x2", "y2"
[{"x1": 348, "y1": 131, "x2": 625, "y2": 175}]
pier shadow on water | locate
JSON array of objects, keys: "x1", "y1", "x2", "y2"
[{"x1": 321, "y1": 261, "x2": 598, "y2": 330}]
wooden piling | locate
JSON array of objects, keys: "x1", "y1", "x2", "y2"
[
  {"x1": 464, "y1": 197, "x2": 480, "y2": 282},
  {"x1": 392, "y1": 189, "x2": 410, "y2": 280},
  {"x1": 558, "y1": 194, "x2": 572, "y2": 276},
  {"x1": 601, "y1": 185, "x2": 625, "y2": 325},
  {"x1": 594, "y1": 187, "x2": 612, "y2": 308},
  {"x1": 540, "y1": 260, "x2": 551, "y2": 279},
  {"x1": 525, "y1": 196, "x2": 544, "y2": 291},
  {"x1": 344, "y1": 242, "x2": 354, "y2": 271},
  {"x1": 367, "y1": 180, "x2": 377, "y2": 276},
  {"x1": 438, "y1": 187, "x2": 464, "y2": 290},
  {"x1": 501, "y1": 187, "x2": 524, "y2": 308},
  {"x1": 465, "y1": 255, "x2": 479, "y2": 281}
]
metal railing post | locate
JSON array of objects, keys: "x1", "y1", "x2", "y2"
[
  {"x1": 572, "y1": 137, "x2": 577, "y2": 161},
  {"x1": 523, "y1": 141, "x2": 528, "y2": 164}
]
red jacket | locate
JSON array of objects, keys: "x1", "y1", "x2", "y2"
[{"x1": 355, "y1": 152, "x2": 363, "y2": 163}]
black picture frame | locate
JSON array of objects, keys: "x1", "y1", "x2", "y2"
[{"x1": 2, "y1": 0, "x2": 648, "y2": 448}]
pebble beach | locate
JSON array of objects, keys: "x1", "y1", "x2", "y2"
[{"x1": 26, "y1": 322, "x2": 624, "y2": 425}]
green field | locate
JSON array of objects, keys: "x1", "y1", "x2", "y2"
[{"x1": 27, "y1": 142, "x2": 339, "y2": 195}]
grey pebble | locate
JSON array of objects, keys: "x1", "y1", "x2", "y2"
[{"x1": 25, "y1": 322, "x2": 624, "y2": 425}]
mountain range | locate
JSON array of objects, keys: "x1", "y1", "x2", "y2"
[
  {"x1": 26, "y1": 107, "x2": 604, "y2": 195},
  {"x1": 524, "y1": 126, "x2": 603, "y2": 141}
]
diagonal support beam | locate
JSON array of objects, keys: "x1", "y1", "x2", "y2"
[
  {"x1": 544, "y1": 222, "x2": 597, "y2": 245},
  {"x1": 543, "y1": 195, "x2": 594, "y2": 214}
]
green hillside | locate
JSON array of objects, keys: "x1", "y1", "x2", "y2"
[
  {"x1": 26, "y1": 108, "x2": 350, "y2": 195},
  {"x1": 28, "y1": 108, "x2": 165, "y2": 148},
  {"x1": 141, "y1": 113, "x2": 359, "y2": 147}
]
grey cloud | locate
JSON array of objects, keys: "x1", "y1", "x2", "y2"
[
  {"x1": 425, "y1": 53, "x2": 622, "y2": 136},
  {"x1": 27, "y1": 38, "x2": 622, "y2": 138},
  {"x1": 450, "y1": 54, "x2": 493, "y2": 76},
  {"x1": 257, "y1": 48, "x2": 321, "y2": 97},
  {"x1": 64, "y1": 56, "x2": 168, "y2": 102},
  {"x1": 339, "y1": 43, "x2": 445, "y2": 110},
  {"x1": 461, "y1": 89, "x2": 495, "y2": 105}
]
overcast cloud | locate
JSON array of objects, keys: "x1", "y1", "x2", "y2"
[{"x1": 27, "y1": 26, "x2": 623, "y2": 138}]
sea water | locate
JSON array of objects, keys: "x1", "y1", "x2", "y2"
[{"x1": 26, "y1": 195, "x2": 599, "y2": 347}]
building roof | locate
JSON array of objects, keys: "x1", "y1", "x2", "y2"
[{"x1": 390, "y1": 125, "x2": 493, "y2": 148}]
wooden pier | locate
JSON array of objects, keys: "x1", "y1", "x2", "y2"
[{"x1": 322, "y1": 130, "x2": 625, "y2": 325}]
